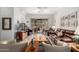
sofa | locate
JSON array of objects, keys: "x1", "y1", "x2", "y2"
[
  {"x1": 0, "y1": 39, "x2": 28, "y2": 52},
  {"x1": 42, "y1": 36, "x2": 71, "y2": 52},
  {"x1": 42, "y1": 42, "x2": 70, "y2": 52}
]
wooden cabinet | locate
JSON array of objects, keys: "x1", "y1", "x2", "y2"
[{"x1": 16, "y1": 32, "x2": 27, "y2": 41}]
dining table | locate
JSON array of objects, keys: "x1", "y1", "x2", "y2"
[{"x1": 25, "y1": 34, "x2": 47, "y2": 52}]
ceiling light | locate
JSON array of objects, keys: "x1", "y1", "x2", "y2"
[{"x1": 37, "y1": 7, "x2": 48, "y2": 13}]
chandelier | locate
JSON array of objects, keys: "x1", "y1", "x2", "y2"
[
  {"x1": 36, "y1": 7, "x2": 48, "y2": 13},
  {"x1": 37, "y1": 7, "x2": 48, "y2": 9}
]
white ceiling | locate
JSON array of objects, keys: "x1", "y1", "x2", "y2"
[{"x1": 18, "y1": 7, "x2": 62, "y2": 15}]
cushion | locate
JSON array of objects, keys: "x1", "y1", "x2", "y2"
[
  {"x1": 57, "y1": 32, "x2": 63, "y2": 37},
  {"x1": 0, "y1": 40, "x2": 16, "y2": 44},
  {"x1": 45, "y1": 37, "x2": 52, "y2": 44},
  {"x1": 57, "y1": 40, "x2": 68, "y2": 46},
  {"x1": 49, "y1": 37, "x2": 57, "y2": 45},
  {"x1": 62, "y1": 37, "x2": 73, "y2": 42}
]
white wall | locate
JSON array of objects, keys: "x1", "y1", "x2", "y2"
[
  {"x1": 0, "y1": 7, "x2": 14, "y2": 40},
  {"x1": 14, "y1": 8, "x2": 55, "y2": 29},
  {"x1": 14, "y1": 8, "x2": 26, "y2": 24},
  {"x1": 25, "y1": 14, "x2": 55, "y2": 29},
  {"x1": 1, "y1": 7, "x2": 79, "y2": 40},
  {"x1": 14, "y1": 8, "x2": 26, "y2": 31},
  {"x1": 0, "y1": 10, "x2": 1, "y2": 39},
  {"x1": 55, "y1": 7, "x2": 79, "y2": 30}
]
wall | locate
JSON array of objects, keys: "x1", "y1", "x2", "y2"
[
  {"x1": 14, "y1": 8, "x2": 26, "y2": 24},
  {"x1": 14, "y1": 8, "x2": 55, "y2": 29},
  {"x1": 25, "y1": 14, "x2": 55, "y2": 29},
  {"x1": 0, "y1": 10, "x2": 1, "y2": 39},
  {"x1": 0, "y1": 7, "x2": 14, "y2": 40},
  {"x1": 1, "y1": 7, "x2": 79, "y2": 40},
  {"x1": 55, "y1": 7, "x2": 79, "y2": 30},
  {"x1": 14, "y1": 8, "x2": 26, "y2": 32}
]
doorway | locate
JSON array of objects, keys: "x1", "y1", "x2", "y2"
[{"x1": 31, "y1": 19, "x2": 48, "y2": 30}]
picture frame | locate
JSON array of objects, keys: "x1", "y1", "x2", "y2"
[
  {"x1": 70, "y1": 12, "x2": 78, "y2": 27},
  {"x1": 19, "y1": 23, "x2": 25, "y2": 31},
  {"x1": 70, "y1": 12, "x2": 77, "y2": 19},
  {"x1": 2, "y1": 17, "x2": 11, "y2": 30},
  {"x1": 65, "y1": 15, "x2": 70, "y2": 20},
  {"x1": 65, "y1": 15, "x2": 70, "y2": 27},
  {"x1": 26, "y1": 21, "x2": 29, "y2": 23},
  {"x1": 61, "y1": 16, "x2": 65, "y2": 27},
  {"x1": 61, "y1": 16, "x2": 64, "y2": 20}
]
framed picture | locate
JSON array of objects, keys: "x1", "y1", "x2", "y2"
[
  {"x1": 61, "y1": 16, "x2": 65, "y2": 26},
  {"x1": 2, "y1": 17, "x2": 11, "y2": 30},
  {"x1": 19, "y1": 23, "x2": 25, "y2": 31},
  {"x1": 70, "y1": 12, "x2": 77, "y2": 19},
  {"x1": 70, "y1": 12, "x2": 78, "y2": 28},
  {"x1": 65, "y1": 15, "x2": 70, "y2": 27},
  {"x1": 26, "y1": 21, "x2": 29, "y2": 23},
  {"x1": 65, "y1": 15, "x2": 70, "y2": 20}
]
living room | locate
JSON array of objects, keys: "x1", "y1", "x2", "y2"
[{"x1": 0, "y1": 7, "x2": 79, "y2": 52}]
